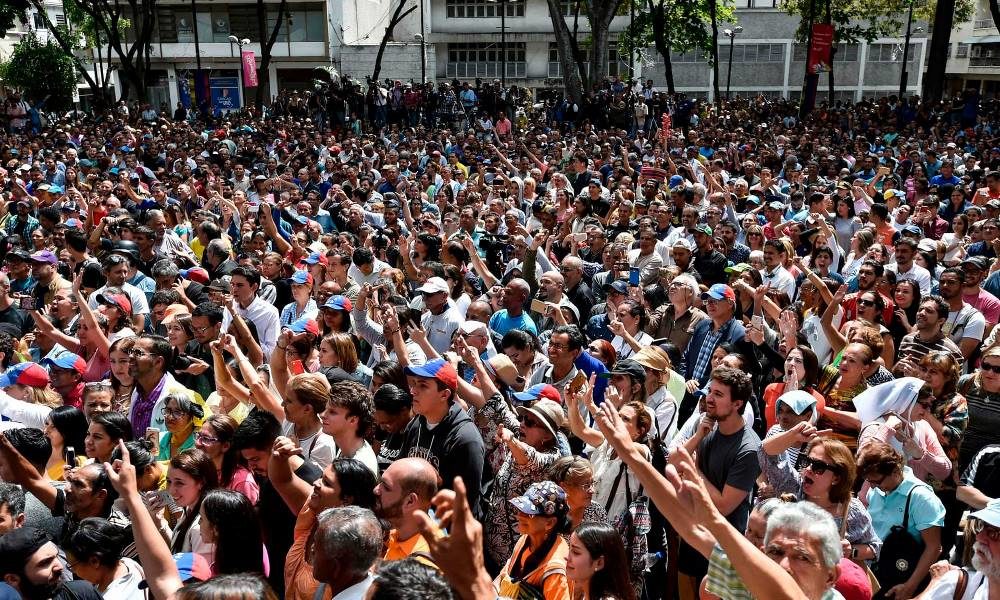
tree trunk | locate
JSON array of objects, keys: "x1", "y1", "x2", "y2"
[
  {"x1": 569, "y1": 1, "x2": 589, "y2": 94},
  {"x1": 826, "y1": 0, "x2": 834, "y2": 104},
  {"x1": 991, "y1": 0, "x2": 1000, "y2": 36},
  {"x1": 587, "y1": 0, "x2": 622, "y2": 87},
  {"x1": 546, "y1": 0, "x2": 585, "y2": 103},
  {"x1": 923, "y1": 0, "x2": 955, "y2": 101},
  {"x1": 710, "y1": 0, "x2": 720, "y2": 104},
  {"x1": 648, "y1": 0, "x2": 675, "y2": 94},
  {"x1": 372, "y1": 0, "x2": 417, "y2": 82},
  {"x1": 257, "y1": 0, "x2": 288, "y2": 109}
]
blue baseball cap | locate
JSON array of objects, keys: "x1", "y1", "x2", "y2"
[
  {"x1": 303, "y1": 251, "x2": 328, "y2": 265},
  {"x1": 47, "y1": 184, "x2": 64, "y2": 194},
  {"x1": 512, "y1": 383, "x2": 562, "y2": 403},
  {"x1": 0, "y1": 362, "x2": 50, "y2": 388},
  {"x1": 41, "y1": 349, "x2": 87, "y2": 374},
  {"x1": 404, "y1": 358, "x2": 458, "y2": 391},
  {"x1": 289, "y1": 270, "x2": 313, "y2": 286},
  {"x1": 287, "y1": 316, "x2": 319, "y2": 336},
  {"x1": 669, "y1": 175, "x2": 684, "y2": 188},
  {"x1": 322, "y1": 295, "x2": 352, "y2": 311}
]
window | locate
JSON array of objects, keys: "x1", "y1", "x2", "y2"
[
  {"x1": 32, "y1": 12, "x2": 46, "y2": 29},
  {"x1": 792, "y1": 42, "x2": 858, "y2": 62},
  {"x1": 559, "y1": 0, "x2": 580, "y2": 15},
  {"x1": 867, "y1": 43, "x2": 917, "y2": 62},
  {"x1": 721, "y1": 43, "x2": 784, "y2": 63},
  {"x1": 547, "y1": 43, "x2": 622, "y2": 78},
  {"x1": 55, "y1": 13, "x2": 66, "y2": 28},
  {"x1": 670, "y1": 49, "x2": 708, "y2": 63},
  {"x1": 956, "y1": 43, "x2": 970, "y2": 58},
  {"x1": 447, "y1": 43, "x2": 527, "y2": 78},
  {"x1": 228, "y1": 6, "x2": 257, "y2": 41},
  {"x1": 446, "y1": 0, "x2": 525, "y2": 18}
]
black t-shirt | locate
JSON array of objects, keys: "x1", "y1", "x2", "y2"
[
  {"x1": 258, "y1": 459, "x2": 322, "y2": 596},
  {"x1": 961, "y1": 443, "x2": 1000, "y2": 500},
  {"x1": 0, "y1": 304, "x2": 32, "y2": 336},
  {"x1": 697, "y1": 424, "x2": 762, "y2": 533}
]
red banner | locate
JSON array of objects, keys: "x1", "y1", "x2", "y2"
[
  {"x1": 242, "y1": 50, "x2": 258, "y2": 87},
  {"x1": 807, "y1": 24, "x2": 834, "y2": 75}
]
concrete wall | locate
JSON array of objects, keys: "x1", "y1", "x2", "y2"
[{"x1": 340, "y1": 43, "x2": 437, "y2": 83}]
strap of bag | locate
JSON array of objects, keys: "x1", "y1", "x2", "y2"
[
  {"x1": 839, "y1": 495, "x2": 852, "y2": 539},
  {"x1": 605, "y1": 462, "x2": 628, "y2": 513},
  {"x1": 901, "y1": 484, "x2": 926, "y2": 533},
  {"x1": 953, "y1": 568, "x2": 969, "y2": 600}
]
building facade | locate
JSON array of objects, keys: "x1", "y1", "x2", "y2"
[{"x1": 944, "y1": 0, "x2": 1000, "y2": 98}]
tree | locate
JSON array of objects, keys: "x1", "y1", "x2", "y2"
[
  {"x1": 546, "y1": 0, "x2": 625, "y2": 103},
  {"x1": 992, "y1": 0, "x2": 1000, "y2": 36},
  {"x1": 255, "y1": 0, "x2": 289, "y2": 109},
  {"x1": 585, "y1": 0, "x2": 623, "y2": 87},
  {"x1": 619, "y1": 0, "x2": 734, "y2": 94},
  {"x1": 0, "y1": 0, "x2": 28, "y2": 38},
  {"x1": 371, "y1": 0, "x2": 418, "y2": 83},
  {"x1": 0, "y1": 33, "x2": 78, "y2": 111},
  {"x1": 546, "y1": 0, "x2": 587, "y2": 103}
]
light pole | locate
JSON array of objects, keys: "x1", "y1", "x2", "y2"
[
  {"x1": 228, "y1": 36, "x2": 251, "y2": 109},
  {"x1": 724, "y1": 25, "x2": 742, "y2": 99},
  {"x1": 415, "y1": 33, "x2": 426, "y2": 85},
  {"x1": 488, "y1": 0, "x2": 507, "y2": 85},
  {"x1": 899, "y1": 0, "x2": 917, "y2": 98}
]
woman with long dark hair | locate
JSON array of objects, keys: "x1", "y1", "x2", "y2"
[
  {"x1": 85, "y1": 411, "x2": 134, "y2": 463},
  {"x1": 566, "y1": 522, "x2": 636, "y2": 600},
  {"x1": 43, "y1": 405, "x2": 88, "y2": 480},
  {"x1": 199, "y1": 488, "x2": 267, "y2": 576},
  {"x1": 195, "y1": 414, "x2": 259, "y2": 504},
  {"x1": 496, "y1": 481, "x2": 573, "y2": 600},
  {"x1": 888, "y1": 279, "x2": 921, "y2": 354},
  {"x1": 108, "y1": 337, "x2": 136, "y2": 413},
  {"x1": 168, "y1": 448, "x2": 219, "y2": 559},
  {"x1": 64, "y1": 517, "x2": 145, "y2": 597}
]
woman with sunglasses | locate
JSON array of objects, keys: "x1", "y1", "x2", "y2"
[
  {"x1": 456, "y1": 341, "x2": 566, "y2": 570},
  {"x1": 858, "y1": 440, "x2": 945, "y2": 600},
  {"x1": 958, "y1": 346, "x2": 1000, "y2": 474},
  {"x1": 195, "y1": 414, "x2": 259, "y2": 505}
]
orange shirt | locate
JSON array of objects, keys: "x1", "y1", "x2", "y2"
[
  {"x1": 284, "y1": 507, "x2": 331, "y2": 600},
  {"x1": 384, "y1": 529, "x2": 435, "y2": 566},
  {"x1": 495, "y1": 535, "x2": 570, "y2": 600}
]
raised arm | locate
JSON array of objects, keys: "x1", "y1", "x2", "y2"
[
  {"x1": 564, "y1": 375, "x2": 607, "y2": 448},
  {"x1": 74, "y1": 274, "x2": 112, "y2": 359},
  {"x1": 210, "y1": 340, "x2": 251, "y2": 403},
  {"x1": 222, "y1": 333, "x2": 283, "y2": 421},
  {"x1": 225, "y1": 303, "x2": 264, "y2": 368},
  {"x1": 268, "y1": 436, "x2": 313, "y2": 513},
  {"x1": 0, "y1": 433, "x2": 58, "y2": 510}
]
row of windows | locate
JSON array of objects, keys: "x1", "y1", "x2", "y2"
[
  {"x1": 546, "y1": 43, "x2": 620, "y2": 77},
  {"x1": 720, "y1": 43, "x2": 785, "y2": 63},
  {"x1": 791, "y1": 43, "x2": 860, "y2": 62},
  {"x1": 866, "y1": 43, "x2": 918, "y2": 62},
  {"x1": 446, "y1": 43, "x2": 527, "y2": 78},
  {"x1": 154, "y1": 5, "x2": 325, "y2": 44},
  {"x1": 445, "y1": 0, "x2": 525, "y2": 19},
  {"x1": 955, "y1": 43, "x2": 970, "y2": 58}
]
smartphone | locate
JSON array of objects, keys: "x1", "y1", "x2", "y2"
[
  {"x1": 145, "y1": 427, "x2": 160, "y2": 450},
  {"x1": 290, "y1": 359, "x2": 306, "y2": 375},
  {"x1": 878, "y1": 166, "x2": 890, "y2": 176},
  {"x1": 65, "y1": 446, "x2": 76, "y2": 467},
  {"x1": 629, "y1": 268, "x2": 640, "y2": 287},
  {"x1": 18, "y1": 296, "x2": 35, "y2": 311},
  {"x1": 530, "y1": 298, "x2": 548, "y2": 314},
  {"x1": 752, "y1": 314, "x2": 763, "y2": 329}
]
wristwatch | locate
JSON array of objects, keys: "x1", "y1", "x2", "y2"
[{"x1": 851, "y1": 547, "x2": 859, "y2": 559}]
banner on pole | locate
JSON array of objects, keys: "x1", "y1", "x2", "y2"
[
  {"x1": 807, "y1": 24, "x2": 834, "y2": 75},
  {"x1": 242, "y1": 50, "x2": 258, "y2": 88}
]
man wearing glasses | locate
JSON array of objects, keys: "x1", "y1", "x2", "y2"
[{"x1": 917, "y1": 500, "x2": 1000, "y2": 599}]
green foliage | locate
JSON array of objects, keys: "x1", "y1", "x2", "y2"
[
  {"x1": 0, "y1": 3, "x2": 25, "y2": 38},
  {"x1": 618, "y1": 0, "x2": 735, "y2": 65},
  {"x1": 781, "y1": 0, "x2": 910, "y2": 43},
  {"x1": 1, "y1": 33, "x2": 78, "y2": 111}
]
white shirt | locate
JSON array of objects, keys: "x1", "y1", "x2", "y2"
[
  {"x1": 336, "y1": 439, "x2": 379, "y2": 476},
  {"x1": 0, "y1": 389, "x2": 50, "y2": 428},
  {"x1": 281, "y1": 421, "x2": 337, "y2": 470},
  {"x1": 332, "y1": 573, "x2": 376, "y2": 600},
  {"x1": 759, "y1": 265, "x2": 796, "y2": 302},
  {"x1": 348, "y1": 259, "x2": 390, "y2": 287},
  {"x1": 224, "y1": 296, "x2": 280, "y2": 360},
  {"x1": 102, "y1": 557, "x2": 145, "y2": 600},
  {"x1": 943, "y1": 304, "x2": 987, "y2": 346},
  {"x1": 421, "y1": 303, "x2": 463, "y2": 354},
  {"x1": 886, "y1": 261, "x2": 933, "y2": 296},
  {"x1": 922, "y1": 569, "x2": 990, "y2": 600}
]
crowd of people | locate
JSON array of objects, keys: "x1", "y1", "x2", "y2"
[{"x1": 0, "y1": 80, "x2": 997, "y2": 600}]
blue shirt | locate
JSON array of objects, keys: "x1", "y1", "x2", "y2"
[
  {"x1": 488, "y1": 310, "x2": 538, "y2": 337},
  {"x1": 866, "y1": 469, "x2": 945, "y2": 541}
]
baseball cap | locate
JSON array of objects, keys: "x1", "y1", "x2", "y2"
[
  {"x1": 901, "y1": 224, "x2": 923, "y2": 236},
  {"x1": 961, "y1": 256, "x2": 990, "y2": 271},
  {"x1": 0, "y1": 362, "x2": 50, "y2": 388},
  {"x1": 404, "y1": 358, "x2": 459, "y2": 391},
  {"x1": 47, "y1": 184, "x2": 64, "y2": 195},
  {"x1": 509, "y1": 481, "x2": 567, "y2": 516},
  {"x1": 303, "y1": 251, "x2": 329, "y2": 266},
  {"x1": 287, "y1": 316, "x2": 320, "y2": 336},
  {"x1": 322, "y1": 295, "x2": 353, "y2": 312},
  {"x1": 290, "y1": 270, "x2": 314, "y2": 286},
  {"x1": 701, "y1": 284, "x2": 736, "y2": 302},
  {"x1": 179, "y1": 267, "x2": 210, "y2": 284},
  {"x1": 776, "y1": 389, "x2": 818, "y2": 416},
  {"x1": 668, "y1": 175, "x2": 684, "y2": 188},
  {"x1": 605, "y1": 280, "x2": 629, "y2": 295},
  {"x1": 766, "y1": 201, "x2": 785, "y2": 210},
  {"x1": 5, "y1": 249, "x2": 30, "y2": 262},
  {"x1": 29, "y1": 250, "x2": 58, "y2": 264},
  {"x1": 672, "y1": 238, "x2": 694, "y2": 251},
  {"x1": 0, "y1": 528, "x2": 50, "y2": 576},
  {"x1": 515, "y1": 399, "x2": 566, "y2": 438},
  {"x1": 970, "y1": 498, "x2": 1000, "y2": 528},
  {"x1": 835, "y1": 557, "x2": 873, "y2": 600},
  {"x1": 42, "y1": 349, "x2": 87, "y2": 374},
  {"x1": 417, "y1": 277, "x2": 449, "y2": 295},
  {"x1": 160, "y1": 304, "x2": 191, "y2": 325},
  {"x1": 609, "y1": 358, "x2": 646, "y2": 382},
  {"x1": 459, "y1": 320, "x2": 489, "y2": 337},
  {"x1": 96, "y1": 292, "x2": 133, "y2": 315},
  {"x1": 512, "y1": 383, "x2": 562, "y2": 404},
  {"x1": 689, "y1": 224, "x2": 713, "y2": 236},
  {"x1": 207, "y1": 279, "x2": 232, "y2": 294}
]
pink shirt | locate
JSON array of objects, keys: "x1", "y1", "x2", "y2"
[
  {"x1": 226, "y1": 464, "x2": 260, "y2": 505},
  {"x1": 964, "y1": 289, "x2": 1000, "y2": 325}
]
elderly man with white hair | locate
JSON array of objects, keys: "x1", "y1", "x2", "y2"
[{"x1": 916, "y1": 499, "x2": 1000, "y2": 599}]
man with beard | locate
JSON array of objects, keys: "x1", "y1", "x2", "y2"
[
  {"x1": 374, "y1": 457, "x2": 438, "y2": 562},
  {"x1": 919, "y1": 499, "x2": 1000, "y2": 599},
  {"x1": 937, "y1": 267, "x2": 986, "y2": 361},
  {"x1": 0, "y1": 527, "x2": 102, "y2": 599}
]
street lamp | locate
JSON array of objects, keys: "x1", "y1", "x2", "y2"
[
  {"x1": 899, "y1": 0, "x2": 922, "y2": 99},
  {"x1": 415, "y1": 33, "x2": 426, "y2": 85},
  {"x1": 487, "y1": 0, "x2": 507, "y2": 86},
  {"x1": 228, "y1": 35, "x2": 251, "y2": 109},
  {"x1": 723, "y1": 25, "x2": 743, "y2": 99}
]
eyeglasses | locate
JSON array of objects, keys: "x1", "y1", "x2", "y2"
[
  {"x1": 972, "y1": 519, "x2": 1000, "y2": 542},
  {"x1": 857, "y1": 298, "x2": 876, "y2": 307},
  {"x1": 981, "y1": 363, "x2": 1000, "y2": 374},
  {"x1": 548, "y1": 343, "x2": 569, "y2": 351},
  {"x1": 802, "y1": 457, "x2": 841, "y2": 476},
  {"x1": 128, "y1": 349, "x2": 153, "y2": 358},
  {"x1": 161, "y1": 408, "x2": 187, "y2": 419},
  {"x1": 195, "y1": 433, "x2": 220, "y2": 444},
  {"x1": 864, "y1": 473, "x2": 888, "y2": 487},
  {"x1": 192, "y1": 324, "x2": 213, "y2": 334},
  {"x1": 518, "y1": 415, "x2": 542, "y2": 429}
]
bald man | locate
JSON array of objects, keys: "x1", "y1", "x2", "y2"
[{"x1": 374, "y1": 457, "x2": 439, "y2": 562}]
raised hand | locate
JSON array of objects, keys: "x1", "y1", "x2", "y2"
[{"x1": 104, "y1": 439, "x2": 138, "y2": 497}]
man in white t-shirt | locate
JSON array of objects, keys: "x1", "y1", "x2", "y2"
[
  {"x1": 939, "y1": 267, "x2": 987, "y2": 362},
  {"x1": 918, "y1": 499, "x2": 1000, "y2": 599},
  {"x1": 885, "y1": 237, "x2": 932, "y2": 296}
]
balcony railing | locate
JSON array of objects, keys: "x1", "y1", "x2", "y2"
[
  {"x1": 970, "y1": 56, "x2": 1000, "y2": 66},
  {"x1": 974, "y1": 18, "x2": 995, "y2": 29},
  {"x1": 446, "y1": 62, "x2": 527, "y2": 79}
]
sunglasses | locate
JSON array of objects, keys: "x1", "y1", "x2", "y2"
[
  {"x1": 518, "y1": 415, "x2": 542, "y2": 429},
  {"x1": 972, "y1": 519, "x2": 1000, "y2": 542},
  {"x1": 802, "y1": 457, "x2": 841, "y2": 476},
  {"x1": 981, "y1": 363, "x2": 1000, "y2": 374},
  {"x1": 857, "y1": 298, "x2": 876, "y2": 307}
]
